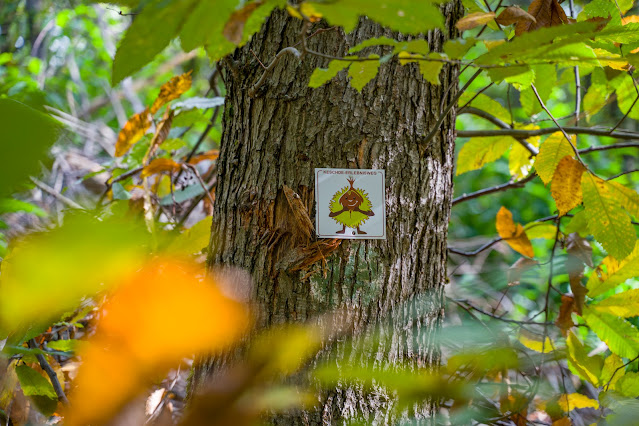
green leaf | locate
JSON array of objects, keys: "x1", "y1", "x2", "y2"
[
  {"x1": 582, "y1": 306, "x2": 639, "y2": 359},
  {"x1": 348, "y1": 55, "x2": 380, "y2": 91},
  {"x1": 159, "y1": 183, "x2": 204, "y2": 205},
  {"x1": 167, "y1": 216, "x2": 212, "y2": 255},
  {"x1": 486, "y1": 65, "x2": 531, "y2": 85},
  {"x1": 564, "y1": 209, "x2": 590, "y2": 236},
  {"x1": 0, "y1": 214, "x2": 150, "y2": 332},
  {"x1": 616, "y1": 75, "x2": 639, "y2": 121},
  {"x1": 458, "y1": 92, "x2": 511, "y2": 123},
  {"x1": 111, "y1": 182, "x2": 131, "y2": 200},
  {"x1": 112, "y1": 0, "x2": 197, "y2": 84},
  {"x1": 419, "y1": 54, "x2": 444, "y2": 85},
  {"x1": 443, "y1": 38, "x2": 477, "y2": 59},
  {"x1": 0, "y1": 99, "x2": 61, "y2": 198},
  {"x1": 616, "y1": 372, "x2": 639, "y2": 398},
  {"x1": 456, "y1": 136, "x2": 515, "y2": 175},
  {"x1": 583, "y1": 83, "x2": 610, "y2": 122},
  {"x1": 47, "y1": 339, "x2": 79, "y2": 353},
  {"x1": 609, "y1": 181, "x2": 639, "y2": 219},
  {"x1": 15, "y1": 364, "x2": 57, "y2": 399},
  {"x1": 582, "y1": 173, "x2": 635, "y2": 260},
  {"x1": 587, "y1": 241, "x2": 639, "y2": 297},
  {"x1": 309, "y1": 59, "x2": 350, "y2": 88},
  {"x1": 0, "y1": 199, "x2": 46, "y2": 217},
  {"x1": 520, "y1": 86, "x2": 542, "y2": 117},
  {"x1": 566, "y1": 331, "x2": 601, "y2": 386},
  {"x1": 180, "y1": 0, "x2": 236, "y2": 59},
  {"x1": 591, "y1": 289, "x2": 639, "y2": 318},
  {"x1": 393, "y1": 39, "x2": 431, "y2": 55},
  {"x1": 310, "y1": 0, "x2": 444, "y2": 34},
  {"x1": 533, "y1": 133, "x2": 574, "y2": 185},
  {"x1": 349, "y1": 36, "x2": 398, "y2": 53},
  {"x1": 601, "y1": 354, "x2": 624, "y2": 388}
]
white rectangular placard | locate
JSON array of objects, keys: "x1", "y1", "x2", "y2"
[{"x1": 315, "y1": 168, "x2": 386, "y2": 239}]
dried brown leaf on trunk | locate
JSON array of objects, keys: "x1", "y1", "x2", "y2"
[
  {"x1": 515, "y1": 0, "x2": 569, "y2": 36},
  {"x1": 115, "y1": 108, "x2": 152, "y2": 157},
  {"x1": 223, "y1": 2, "x2": 262, "y2": 44},
  {"x1": 496, "y1": 6, "x2": 537, "y2": 26},
  {"x1": 456, "y1": 12, "x2": 496, "y2": 31},
  {"x1": 507, "y1": 257, "x2": 538, "y2": 286},
  {"x1": 282, "y1": 185, "x2": 314, "y2": 242},
  {"x1": 150, "y1": 72, "x2": 193, "y2": 115}
]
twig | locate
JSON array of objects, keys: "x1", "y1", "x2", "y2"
[
  {"x1": 574, "y1": 66, "x2": 581, "y2": 126},
  {"x1": 448, "y1": 237, "x2": 502, "y2": 257},
  {"x1": 28, "y1": 340, "x2": 69, "y2": 405},
  {"x1": 452, "y1": 173, "x2": 537, "y2": 205},
  {"x1": 248, "y1": 47, "x2": 302, "y2": 97},
  {"x1": 456, "y1": 127, "x2": 639, "y2": 141},
  {"x1": 422, "y1": 69, "x2": 483, "y2": 150},
  {"x1": 182, "y1": 164, "x2": 215, "y2": 207},
  {"x1": 459, "y1": 107, "x2": 538, "y2": 155},
  {"x1": 30, "y1": 177, "x2": 85, "y2": 210},
  {"x1": 452, "y1": 299, "x2": 554, "y2": 326},
  {"x1": 579, "y1": 142, "x2": 639, "y2": 154},
  {"x1": 105, "y1": 7, "x2": 138, "y2": 16},
  {"x1": 605, "y1": 354, "x2": 639, "y2": 390},
  {"x1": 458, "y1": 82, "x2": 494, "y2": 111},
  {"x1": 96, "y1": 166, "x2": 143, "y2": 206},
  {"x1": 250, "y1": 49, "x2": 267, "y2": 69},
  {"x1": 607, "y1": 168, "x2": 639, "y2": 180},
  {"x1": 609, "y1": 73, "x2": 639, "y2": 133},
  {"x1": 531, "y1": 83, "x2": 584, "y2": 165}
]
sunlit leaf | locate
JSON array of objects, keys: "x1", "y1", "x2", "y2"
[
  {"x1": 533, "y1": 132, "x2": 574, "y2": 185},
  {"x1": 566, "y1": 331, "x2": 602, "y2": 386},
  {"x1": 150, "y1": 72, "x2": 192, "y2": 115},
  {"x1": 587, "y1": 241, "x2": 639, "y2": 297},
  {"x1": 616, "y1": 372, "x2": 639, "y2": 397},
  {"x1": 309, "y1": 59, "x2": 350, "y2": 88},
  {"x1": 601, "y1": 353, "x2": 624, "y2": 388},
  {"x1": 167, "y1": 216, "x2": 212, "y2": 256},
  {"x1": 456, "y1": 136, "x2": 515, "y2": 175},
  {"x1": 591, "y1": 289, "x2": 639, "y2": 318},
  {"x1": 518, "y1": 333, "x2": 555, "y2": 353},
  {"x1": 557, "y1": 393, "x2": 599, "y2": 412},
  {"x1": 115, "y1": 108, "x2": 152, "y2": 157},
  {"x1": 582, "y1": 306, "x2": 639, "y2": 359},
  {"x1": 523, "y1": 222, "x2": 557, "y2": 239},
  {"x1": 581, "y1": 173, "x2": 635, "y2": 260},
  {"x1": 496, "y1": 206, "x2": 535, "y2": 258},
  {"x1": 551, "y1": 156, "x2": 586, "y2": 216}
]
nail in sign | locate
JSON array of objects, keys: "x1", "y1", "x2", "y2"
[{"x1": 315, "y1": 168, "x2": 386, "y2": 239}]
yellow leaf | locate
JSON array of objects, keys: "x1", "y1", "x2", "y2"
[
  {"x1": 299, "y1": 3, "x2": 322, "y2": 22},
  {"x1": 600, "y1": 353, "x2": 624, "y2": 387},
  {"x1": 149, "y1": 71, "x2": 192, "y2": 115},
  {"x1": 140, "y1": 158, "x2": 181, "y2": 178},
  {"x1": 523, "y1": 222, "x2": 558, "y2": 240},
  {"x1": 518, "y1": 333, "x2": 555, "y2": 353},
  {"x1": 398, "y1": 51, "x2": 420, "y2": 65},
  {"x1": 586, "y1": 241, "x2": 639, "y2": 297},
  {"x1": 581, "y1": 173, "x2": 635, "y2": 260},
  {"x1": 609, "y1": 181, "x2": 639, "y2": 219},
  {"x1": 534, "y1": 132, "x2": 575, "y2": 185},
  {"x1": 551, "y1": 156, "x2": 586, "y2": 216},
  {"x1": 566, "y1": 331, "x2": 602, "y2": 386},
  {"x1": 496, "y1": 206, "x2": 534, "y2": 258},
  {"x1": 115, "y1": 108, "x2": 152, "y2": 157},
  {"x1": 66, "y1": 259, "x2": 249, "y2": 426},
  {"x1": 509, "y1": 125, "x2": 540, "y2": 179},
  {"x1": 456, "y1": 136, "x2": 515, "y2": 175},
  {"x1": 557, "y1": 393, "x2": 599, "y2": 412},
  {"x1": 593, "y1": 48, "x2": 628, "y2": 70},
  {"x1": 590, "y1": 288, "x2": 639, "y2": 318},
  {"x1": 456, "y1": 12, "x2": 496, "y2": 31}
]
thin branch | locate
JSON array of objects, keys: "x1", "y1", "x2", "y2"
[
  {"x1": 605, "y1": 354, "x2": 639, "y2": 391},
  {"x1": 248, "y1": 47, "x2": 302, "y2": 97},
  {"x1": 448, "y1": 237, "x2": 502, "y2": 257},
  {"x1": 96, "y1": 166, "x2": 143, "y2": 206},
  {"x1": 531, "y1": 83, "x2": 584, "y2": 165},
  {"x1": 607, "y1": 168, "x2": 639, "y2": 180},
  {"x1": 456, "y1": 127, "x2": 639, "y2": 141},
  {"x1": 609, "y1": 73, "x2": 639, "y2": 133},
  {"x1": 30, "y1": 177, "x2": 85, "y2": 210},
  {"x1": 28, "y1": 340, "x2": 69, "y2": 405},
  {"x1": 422, "y1": 69, "x2": 483, "y2": 150},
  {"x1": 574, "y1": 66, "x2": 581, "y2": 126},
  {"x1": 182, "y1": 164, "x2": 215, "y2": 207},
  {"x1": 452, "y1": 173, "x2": 537, "y2": 205},
  {"x1": 458, "y1": 82, "x2": 493, "y2": 111},
  {"x1": 579, "y1": 142, "x2": 639, "y2": 154},
  {"x1": 459, "y1": 107, "x2": 538, "y2": 155},
  {"x1": 452, "y1": 299, "x2": 554, "y2": 326}
]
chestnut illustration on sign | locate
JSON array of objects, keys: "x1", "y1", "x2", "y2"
[{"x1": 329, "y1": 177, "x2": 375, "y2": 234}]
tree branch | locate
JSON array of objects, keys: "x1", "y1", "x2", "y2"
[
  {"x1": 31, "y1": 177, "x2": 85, "y2": 210},
  {"x1": 452, "y1": 173, "x2": 537, "y2": 205},
  {"x1": 456, "y1": 127, "x2": 639, "y2": 141},
  {"x1": 28, "y1": 340, "x2": 69, "y2": 405}
]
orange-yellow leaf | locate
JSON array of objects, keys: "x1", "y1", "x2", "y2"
[
  {"x1": 534, "y1": 132, "x2": 575, "y2": 185},
  {"x1": 496, "y1": 206, "x2": 534, "y2": 258},
  {"x1": 66, "y1": 259, "x2": 250, "y2": 426},
  {"x1": 149, "y1": 109, "x2": 174, "y2": 151},
  {"x1": 551, "y1": 156, "x2": 586, "y2": 216},
  {"x1": 496, "y1": 6, "x2": 536, "y2": 26},
  {"x1": 150, "y1": 72, "x2": 192, "y2": 115},
  {"x1": 141, "y1": 158, "x2": 181, "y2": 178},
  {"x1": 188, "y1": 149, "x2": 220, "y2": 164},
  {"x1": 115, "y1": 108, "x2": 151, "y2": 157},
  {"x1": 456, "y1": 12, "x2": 496, "y2": 31}
]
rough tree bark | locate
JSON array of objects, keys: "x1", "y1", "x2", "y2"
[{"x1": 191, "y1": 5, "x2": 462, "y2": 423}]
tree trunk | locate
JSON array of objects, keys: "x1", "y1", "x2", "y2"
[{"x1": 191, "y1": 5, "x2": 462, "y2": 423}]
